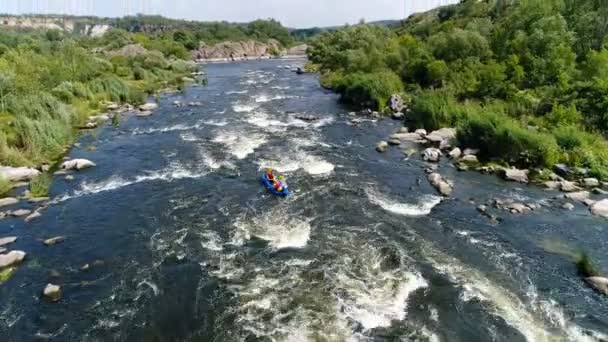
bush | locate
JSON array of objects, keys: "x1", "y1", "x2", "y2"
[
  {"x1": 576, "y1": 253, "x2": 599, "y2": 278},
  {"x1": 333, "y1": 70, "x2": 404, "y2": 110},
  {"x1": 29, "y1": 173, "x2": 51, "y2": 197},
  {"x1": 0, "y1": 176, "x2": 11, "y2": 198}
]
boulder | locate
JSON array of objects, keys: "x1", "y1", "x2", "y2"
[
  {"x1": 391, "y1": 112, "x2": 404, "y2": 120},
  {"x1": 544, "y1": 181, "x2": 561, "y2": 190},
  {"x1": 500, "y1": 168, "x2": 529, "y2": 183},
  {"x1": 61, "y1": 159, "x2": 95, "y2": 171},
  {"x1": 463, "y1": 148, "x2": 479, "y2": 156},
  {"x1": 0, "y1": 236, "x2": 17, "y2": 247},
  {"x1": 426, "y1": 128, "x2": 456, "y2": 147},
  {"x1": 448, "y1": 148, "x2": 462, "y2": 159},
  {"x1": 422, "y1": 148, "x2": 442, "y2": 162},
  {"x1": 295, "y1": 114, "x2": 319, "y2": 122},
  {"x1": 43, "y1": 236, "x2": 65, "y2": 246},
  {"x1": 388, "y1": 94, "x2": 405, "y2": 113},
  {"x1": 460, "y1": 155, "x2": 479, "y2": 164},
  {"x1": 11, "y1": 209, "x2": 31, "y2": 217},
  {"x1": 593, "y1": 188, "x2": 608, "y2": 195},
  {"x1": 136, "y1": 110, "x2": 153, "y2": 117},
  {"x1": 565, "y1": 191, "x2": 590, "y2": 202},
  {"x1": 0, "y1": 250, "x2": 26, "y2": 268},
  {"x1": 554, "y1": 164, "x2": 572, "y2": 178},
  {"x1": 560, "y1": 181, "x2": 581, "y2": 193},
  {"x1": 0, "y1": 166, "x2": 40, "y2": 182},
  {"x1": 506, "y1": 203, "x2": 529, "y2": 214},
  {"x1": 25, "y1": 211, "x2": 41, "y2": 222},
  {"x1": 583, "y1": 178, "x2": 600, "y2": 188},
  {"x1": 414, "y1": 129, "x2": 427, "y2": 137},
  {"x1": 586, "y1": 277, "x2": 608, "y2": 295},
  {"x1": 428, "y1": 173, "x2": 453, "y2": 197},
  {"x1": 390, "y1": 133, "x2": 425, "y2": 142},
  {"x1": 477, "y1": 205, "x2": 487, "y2": 213},
  {"x1": 0, "y1": 198, "x2": 18, "y2": 208},
  {"x1": 387, "y1": 138, "x2": 401, "y2": 146},
  {"x1": 590, "y1": 199, "x2": 608, "y2": 218},
  {"x1": 43, "y1": 284, "x2": 62, "y2": 302},
  {"x1": 139, "y1": 103, "x2": 158, "y2": 112},
  {"x1": 376, "y1": 141, "x2": 389, "y2": 153},
  {"x1": 562, "y1": 203, "x2": 575, "y2": 211},
  {"x1": 398, "y1": 127, "x2": 409, "y2": 134}
]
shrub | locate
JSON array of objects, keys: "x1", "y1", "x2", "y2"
[
  {"x1": 29, "y1": 173, "x2": 51, "y2": 197},
  {"x1": 0, "y1": 176, "x2": 11, "y2": 198},
  {"x1": 334, "y1": 70, "x2": 404, "y2": 111}
]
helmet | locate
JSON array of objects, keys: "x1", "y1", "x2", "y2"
[
  {"x1": 267, "y1": 168, "x2": 273, "y2": 173},
  {"x1": 278, "y1": 176, "x2": 285, "y2": 180}
]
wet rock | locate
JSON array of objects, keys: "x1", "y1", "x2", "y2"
[
  {"x1": 0, "y1": 267, "x2": 16, "y2": 283},
  {"x1": 554, "y1": 164, "x2": 572, "y2": 178},
  {"x1": 565, "y1": 191, "x2": 590, "y2": 202},
  {"x1": 549, "y1": 173, "x2": 564, "y2": 181},
  {"x1": 456, "y1": 164, "x2": 469, "y2": 171},
  {"x1": 414, "y1": 129, "x2": 427, "y2": 137},
  {"x1": 25, "y1": 211, "x2": 41, "y2": 222},
  {"x1": 593, "y1": 188, "x2": 608, "y2": 195},
  {"x1": 398, "y1": 127, "x2": 409, "y2": 134},
  {"x1": 0, "y1": 236, "x2": 17, "y2": 247},
  {"x1": 106, "y1": 103, "x2": 120, "y2": 110},
  {"x1": 477, "y1": 205, "x2": 487, "y2": 213},
  {"x1": 43, "y1": 236, "x2": 65, "y2": 246},
  {"x1": 526, "y1": 203, "x2": 541, "y2": 211},
  {"x1": 562, "y1": 203, "x2": 575, "y2": 211},
  {"x1": 43, "y1": 284, "x2": 61, "y2": 302},
  {"x1": 0, "y1": 198, "x2": 18, "y2": 208},
  {"x1": 90, "y1": 114, "x2": 111, "y2": 122},
  {"x1": 583, "y1": 199, "x2": 597, "y2": 207},
  {"x1": 0, "y1": 166, "x2": 40, "y2": 182},
  {"x1": 506, "y1": 202, "x2": 529, "y2": 214},
  {"x1": 560, "y1": 181, "x2": 581, "y2": 193},
  {"x1": 61, "y1": 159, "x2": 95, "y2": 171},
  {"x1": 583, "y1": 178, "x2": 600, "y2": 188},
  {"x1": 460, "y1": 155, "x2": 479, "y2": 164},
  {"x1": 544, "y1": 181, "x2": 561, "y2": 190},
  {"x1": 11, "y1": 209, "x2": 31, "y2": 217},
  {"x1": 387, "y1": 138, "x2": 401, "y2": 146},
  {"x1": 422, "y1": 148, "x2": 442, "y2": 162},
  {"x1": 391, "y1": 112, "x2": 404, "y2": 120},
  {"x1": 500, "y1": 168, "x2": 529, "y2": 183},
  {"x1": 0, "y1": 250, "x2": 26, "y2": 268},
  {"x1": 139, "y1": 103, "x2": 158, "y2": 112},
  {"x1": 590, "y1": 199, "x2": 608, "y2": 218},
  {"x1": 426, "y1": 128, "x2": 456, "y2": 147},
  {"x1": 389, "y1": 94, "x2": 405, "y2": 113},
  {"x1": 136, "y1": 110, "x2": 153, "y2": 117},
  {"x1": 65, "y1": 175, "x2": 75, "y2": 181},
  {"x1": 428, "y1": 173, "x2": 453, "y2": 197},
  {"x1": 28, "y1": 197, "x2": 49, "y2": 203},
  {"x1": 376, "y1": 141, "x2": 389, "y2": 153},
  {"x1": 478, "y1": 166, "x2": 497, "y2": 174},
  {"x1": 82, "y1": 121, "x2": 98, "y2": 129},
  {"x1": 295, "y1": 114, "x2": 319, "y2": 122},
  {"x1": 448, "y1": 148, "x2": 462, "y2": 159},
  {"x1": 390, "y1": 132, "x2": 426, "y2": 142},
  {"x1": 586, "y1": 277, "x2": 608, "y2": 295}
]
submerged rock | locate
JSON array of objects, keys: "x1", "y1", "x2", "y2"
[
  {"x1": 500, "y1": 168, "x2": 529, "y2": 183},
  {"x1": 428, "y1": 173, "x2": 453, "y2": 197},
  {"x1": 590, "y1": 199, "x2": 608, "y2": 218},
  {"x1": 43, "y1": 236, "x2": 65, "y2": 246},
  {"x1": 0, "y1": 250, "x2": 26, "y2": 268},
  {"x1": 11, "y1": 209, "x2": 31, "y2": 217},
  {"x1": 0, "y1": 198, "x2": 18, "y2": 208},
  {"x1": 61, "y1": 159, "x2": 95, "y2": 171},
  {"x1": 422, "y1": 148, "x2": 442, "y2": 162},
  {"x1": 376, "y1": 141, "x2": 389, "y2": 153},
  {"x1": 295, "y1": 114, "x2": 319, "y2": 122},
  {"x1": 0, "y1": 166, "x2": 40, "y2": 182},
  {"x1": 586, "y1": 277, "x2": 608, "y2": 295},
  {"x1": 0, "y1": 267, "x2": 16, "y2": 283},
  {"x1": 25, "y1": 211, "x2": 41, "y2": 222},
  {"x1": 43, "y1": 284, "x2": 62, "y2": 302}
]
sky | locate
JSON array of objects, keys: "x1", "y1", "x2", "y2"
[{"x1": 0, "y1": 0, "x2": 459, "y2": 28}]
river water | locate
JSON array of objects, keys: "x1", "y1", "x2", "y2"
[{"x1": 1, "y1": 59, "x2": 608, "y2": 342}]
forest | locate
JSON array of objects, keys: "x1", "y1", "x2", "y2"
[{"x1": 308, "y1": 0, "x2": 608, "y2": 179}]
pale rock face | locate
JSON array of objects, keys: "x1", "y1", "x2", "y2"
[
  {"x1": 0, "y1": 166, "x2": 40, "y2": 182},
  {"x1": 586, "y1": 277, "x2": 608, "y2": 295},
  {"x1": 61, "y1": 159, "x2": 95, "y2": 171}
]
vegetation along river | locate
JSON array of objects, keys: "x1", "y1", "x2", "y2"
[{"x1": 1, "y1": 59, "x2": 608, "y2": 342}]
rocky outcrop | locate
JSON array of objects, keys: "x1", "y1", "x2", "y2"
[
  {"x1": 428, "y1": 173, "x2": 453, "y2": 197},
  {"x1": 0, "y1": 250, "x2": 26, "y2": 268},
  {"x1": 590, "y1": 199, "x2": 608, "y2": 218},
  {"x1": 0, "y1": 166, "x2": 40, "y2": 182},
  {"x1": 61, "y1": 159, "x2": 95, "y2": 171},
  {"x1": 194, "y1": 40, "x2": 281, "y2": 61}
]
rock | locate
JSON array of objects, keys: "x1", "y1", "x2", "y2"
[
  {"x1": 90, "y1": 114, "x2": 111, "y2": 122},
  {"x1": 448, "y1": 148, "x2": 462, "y2": 159},
  {"x1": 391, "y1": 112, "x2": 404, "y2": 120},
  {"x1": 562, "y1": 203, "x2": 575, "y2": 210},
  {"x1": 0, "y1": 166, "x2": 40, "y2": 182},
  {"x1": 80, "y1": 264, "x2": 90, "y2": 271},
  {"x1": 460, "y1": 155, "x2": 479, "y2": 164},
  {"x1": 593, "y1": 188, "x2": 608, "y2": 195},
  {"x1": 477, "y1": 205, "x2": 487, "y2": 213},
  {"x1": 136, "y1": 110, "x2": 153, "y2": 117},
  {"x1": 388, "y1": 94, "x2": 405, "y2": 113},
  {"x1": 583, "y1": 178, "x2": 600, "y2": 188},
  {"x1": 295, "y1": 114, "x2": 319, "y2": 122},
  {"x1": 544, "y1": 181, "x2": 561, "y2": 190},
  {"x1": 387, "y1": 138, "x2": 401, "y2": 146},
  {"x1": 182, "y1": 77, "x2": 195, "y2": 83},
  {"x1": 506, "y1": 203, "x2": 528, "y2": 214},
  {"x1": 398, "y1": 127, "x2": 409, "y2": 133},
  {"x1": 0, "y1": 198, "x2": 18, "y2": 208},
  {"x1": 376, "y1": 141, "x2": 389, "y2": 153},
  {"x1": 500, "y1": 168, "x2": 529, "y2": 183},
  {"x1": 586, "y1": 277, "x2": 608, "y2": 296},
  {"x1": 173, "y1": 100, "x2": 183, "y2": 107},
  {"x1": 554, "y1": 164, "x2": 572, "y2": 178},
  {"x1": 422, "y1": 148, "x2": 442, "y2": 162},
  {"x1": 0, "y1": 250, "x2": 26, "y2": 268},
  {"x1": 25, "y1": 211, "x2": 41, "y2": 222},
  {"x1": 41, "y1": 164, "x2": 50, "y2": 172},
  {"x1": 0, "y1": 236, "x2": 17, "y2": 247},
  {"x1": 139, "y1": 103, "x2": 158, "y2": 112},
  {"x1": 43, "y1": 284, "x2": 61, "y2": 302},
  {"x1": 65, "y1": 175, "x2": 75, "y2": 181},
  {"x1": 565, "y1": 191, "x2": 590, "y2": 202},
  {"x1": 390, "y1": 133, "x2": 426, "y2": 142},
  {"x1": 549, "y1": 173, "x2": 564, "y2": 181},
  {"x1": 575, "y1": 167, "x2": 590, "y2": 177},
  {"x1": 28, "y1": 197, "x2": 49, "y2": 203},
  {"x1": 106, "y1": 103, "x2": 120, "y2": 110},
  {"x1": 83, "y1": 122, "x2": 98, "y2": 129},
  {"x1": 560, "y1": 181, "x2": 581, "y2": 193},
  {"x1": 43, "y1": 236, "x2": 65, "y2": 246},
  {"x1": 428, "y1": 173, "x2": 453, "y2": 197},
  {"x1": 414, "y1": 129, "x2": 427, "y2": 137},
  {"x1": 61, "y1": 159, "x2": 95, "y2": 171},
  {"x1": 426, "y1": 128, "x2": 456, "y2": 147},
  {"x1": 11, "y1": 209, "x2": 31, "y2": 217},
  {"x1": 463, "y1": 148, "x2": 479, "y2": 156},
  {"x1": 602, "y1": 182, "x2": 608, "y2": 189},
  {"x1": 590, "y1": 199, "x2": 608, "y2": 218},
  {"x1": 583, "y1": 199, "x2": 597, "y2": 207}
]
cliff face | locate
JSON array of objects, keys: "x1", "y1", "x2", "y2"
[
  {"x1": 0, "y1": 16, "x2": 110, "y2": 36},
  {"x1": 193, "y1": 41, "x2": 308, "y2": 61}
]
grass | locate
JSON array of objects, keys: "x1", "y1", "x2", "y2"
[
  {"x1": 0, "y1": 176, "x2": 11, "y2": 198},
  {"x1": 29, "y1": 173, "x2": 52, "y2": 198},
  {"x1": 576, "y1": 253, "x2": 599, "y2": 278}
]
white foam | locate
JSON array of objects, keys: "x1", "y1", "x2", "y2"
[
  {"x1": 212, "y1": 132, "x2": 267, "y2": 159},
  {"x1": 254, "y1": 95, "x2": 271, "y2": 103},
  {"x1": 301, "y1": 155, "x2": 335, "y2": 175},
  {"x1": 226, "y1": 90, "x2": 248, "y2": 95},
  {"x1": 233, "y1": 103, "x2": 258, "y2": 113},
  {"x1": 367, "y1": 189, "x2": 442, "y2": 217},
  {"x1": 233, "y1": 212, "x2": 311, "y2": 250},
  {"x1": 199, "y1": 149, "x2": 235, "y2": 170},
  {"x1": 200, "y1": 231, "x2": 224, "y2": 252},
  {"x1": 132, "y1": 123, "x2": 198, "y2": 135}
]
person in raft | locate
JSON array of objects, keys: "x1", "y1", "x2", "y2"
[{"x1": 266, "y1": 168, "x2": 285, "y2": 192}]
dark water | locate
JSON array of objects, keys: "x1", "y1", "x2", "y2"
[{"x1": 1, "y1": 59, "x2": 608, "y2": 342}]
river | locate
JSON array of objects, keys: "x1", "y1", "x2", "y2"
[{"x1": 1, "y1": 59, "x2": 608, "y2": 342}]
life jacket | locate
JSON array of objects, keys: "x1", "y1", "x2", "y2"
[
  {"x1": 273, "y1": 181, "x2": 283, "y2": 191},
  {"x1": 267, "y1": 172, "x2": 275, "y2": 181}
]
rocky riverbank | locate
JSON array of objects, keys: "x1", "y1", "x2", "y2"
[{"x1": 193, "y1": 40, "x2": 307, "y2": 62}]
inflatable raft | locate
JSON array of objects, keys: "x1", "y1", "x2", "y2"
[{"x1": 260, "y1": 174, "x2": 290, "y2": 197}]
